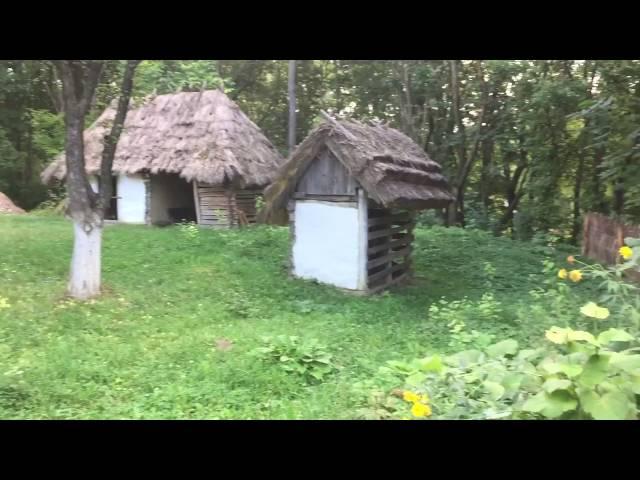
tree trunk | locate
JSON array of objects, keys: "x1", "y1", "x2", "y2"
[
  {"x1": 288, "y1": 60, "x2": 297, "y2": 155},
  {"x1": 65, "y1": 112, "x2": 103, "y2": 298},
  {"x1": 69, "y1": 221, "x2": 102, "y2": 299},
  {"x1": 56, "y1": 60, "x2": 137, "y2": 300},
  {"x1": 571, "y1": 154, "x2": 584, "y2": 243},
  {"x1": 592, "y1": 146, "x2": 607, "y2": 213}
]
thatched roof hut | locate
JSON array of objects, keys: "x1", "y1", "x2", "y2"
[
  {"x1": 259, "y1": 118, "x2": 454, "y2": 224},
  {"x1": 260, "y1": 116, "x2": 454, "y2": 294},
  {"x1": 0, "y1": 192, "x2": 25, "y2": 214},
  {"x1": 42, "y1": 89, "x2": 284, "y2": 227},
  {"x1": 42, "y1": 89, "x2": 283, "y2": 188}
]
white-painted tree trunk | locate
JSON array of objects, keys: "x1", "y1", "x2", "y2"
[{"x1": 68, "y1": 221, "x2": 102, "y2": 299}]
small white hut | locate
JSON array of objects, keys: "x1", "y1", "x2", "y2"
[
  {"x1": 260, "y1": 117, "x2": 454, "y2": 294},
  {"x1": 41, "y1": 89, "x2": 284, "y2": 227}
]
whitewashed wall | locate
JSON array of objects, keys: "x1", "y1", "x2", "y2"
[
  {"x1": 292, "y1": 200, "x2": 363, "y2": 290},
  {"x1": 88, "y1": 176, "x2": 99, "y2": 193},
  {"x1": 117, "y1": 174, "x2": 146, "y2": 223}
]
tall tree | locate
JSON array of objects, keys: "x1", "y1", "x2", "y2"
[
  {"x1": 288, "y1": 60, "x2": 297, "y2": 155},
  {"x1": 56, "y1": 60, "x2": 139, "y2": 299}
]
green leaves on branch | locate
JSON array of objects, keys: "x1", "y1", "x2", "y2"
[
  {"x1": 380, "y1": 327, "x2": 640, "y2": 420},
  {"x1": 250, "y1": 335, "x2": 338, "y2": 384}
]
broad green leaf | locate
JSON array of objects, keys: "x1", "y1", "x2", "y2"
[
  {"x1": 545, "y1": 327, "x2": 570, "y2": 345},
  {"x1": 445, "y1": 350, "x2": 484, "y2": 368},
  {"x1": 608, "y1": 353, "x2": 640, "y2": 374},
  {"x1": 540, "y1": 391, "x2": 578, "y2": 418},
  {"x1": 522, "y1": 392, "x2": 547, "y2": 413},
  {"x1": 486, "y1": 339, "x2": 519, "y2": 358},
  {"x1": 578, "y1": 354, "x2": 609, "y2": 387},
  {"x1": 418, "y1": 355, "x2": 444, "y2": 373},
  {"x1": 517, "y1": 348, "x2": 542, "y2": 361},
  {"x1": 580, "y1": 389, "x2": 634, "y2": 420},
  {"x1": 624, "y1": 237, "x2": 640, "y2": 247},
  {"x1": 567, "y1": 330, "x2": 598, "y2": 346},
  {"x1": 580, "y1": 302, "x2": 610, "y2": 320},
  {"x1": 631, "y1": 375, "x2": 640, "y2": 395},
  {"x1": 522, "y1": 391, "x2": 577, "y2": 418},
  {"x1": 405, "y1": 372, "x2": 427, "y2": 387},
  {"x1": 558, "y1": 363, "x2": 583, "y2": 378},
  {"x1": 597, "y1": 328, "x2": 634, "y2": 345},
  {"x1": 501, "y1": 373, "x2": 524, "y2": 393},
  {"x1": 483, "y1": 380, "x2": 505, "y2": 400},
  {"x1": 543, "y1": 378, "x2": 572, "y2": 393},
  {"x1": 539, "y1": 357, "x2": 563, "y2": 375}
]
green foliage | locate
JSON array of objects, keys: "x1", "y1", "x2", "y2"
[
  {"x1": 29, "y1": 109, "x2": 64, "y2": 159},
  {"x1": 177, "y1": 221, "x2": 200, "y2": 244},
  {"x1": 250, "y1": 335, "x2": 338, "y2": 384},
  {"x1": 376, "y1": 326, "x2": 639, "y2": 420},
  {"x1": 133, "y1": 61, "x2": 230, "y2": 98},
  {"x1": 428, "y1": 294, "x2": 501, "y2": 351},
  {"x1": 0, "y1": 216, "x2": 602, "y2": 419}
]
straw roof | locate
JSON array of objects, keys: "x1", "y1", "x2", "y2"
[
  {"x1": 41, "y1": 89, "x2": 284, "y2": 188},
  {"x1": 0, "y1": 192, "x2": 25, "y2": 214},
  {"x1": 259, "y1": 118, "x2": 454, "y2": 223}
]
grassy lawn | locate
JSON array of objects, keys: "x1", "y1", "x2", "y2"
[{"x1": 0, "y1": 215, "x2": 597, "y2": 419}]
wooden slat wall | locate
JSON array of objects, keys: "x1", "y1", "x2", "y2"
[
  {"x1": 583, "y1": 212, "x2": 640, "y2": 282},
  {"x1": 196, "y1": 183, "x2": 261, "y2": 227},
  {"x1": 366, "y1": 206, "x2": 415, "y2": 293},
  {"x1": 295, "y1": 148, "x2": 357, "y2": 195}
]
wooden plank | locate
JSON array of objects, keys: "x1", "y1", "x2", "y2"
[
  {"x1": 193, "y1": 180, "x2": 201, "y2": 224},
  {"x1": 367, "y1": 212, "x2": 412, "y2": 227},
  {"x1": 368, "y1": 240, "x2": 391, "y2": 255},
  {"x1": 293, "y1": 193, "x2": 356, "y2": 202},
  {"x1": 367, "y1": 266, "x2": 392, "y2": 284},
  {"x1": 368, "y1": 225, "x2": 409, "y2": 240},
  {"x1": 369, "y1": 233, "x2": 414, "y2": 251},
  {"x1": 367, "y1": 246, "x2": 412, "y2": 269},
  {"x1": 368, "y1": 271, "x2": 410, "y2": 295},
  {"x1": 295, "y1": 148, "x2": 356, "y2": 195}
]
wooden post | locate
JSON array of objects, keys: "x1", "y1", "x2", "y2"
[
  {"x1": 357, "y1": 188, "x2": 368, "y2": 291},
  {"x1": 193, "y1": 180, "x2": 201, "y2": 225},
  {"x1": 582, "y1": 213, "x2": 590, "y2": 257}
]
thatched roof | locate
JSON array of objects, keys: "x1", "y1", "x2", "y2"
[
  {"x1": 41, "y1": 89, "x2": 284, "y2": 188},
  {"x1": 0, "y1": 192, "x2": 25, "y2": 214},
  {"x1": 259, "y1": 118, "x2": 454, "y2": 223}
]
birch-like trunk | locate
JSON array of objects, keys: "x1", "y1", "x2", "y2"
[{"x1": 69, "y1": 220, "x2": 102, "y2": 299}]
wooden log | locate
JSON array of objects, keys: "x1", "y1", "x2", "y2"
[
  {"x1": 193, "y1": 180, "x2": 201, "y2": 224},
  {"x1": 368, "y1": 271, "x2": 410, "y2": 295},
  {"x1": 367, "y1": 234, "x2": 414, "y2": 254},
  {"x1": 367, "y1": 266, "x2": 392, "y2": 284},
  {"x1": 293, "y1": 193, "x2": 357, "y2": 202},
  {"x1": 367, "y1": 213, "x2": 412, "y2": 227},
  {"x1": 368, "y1": 225, "x2": 409, "y2": 241},
  {"x1": 367, "y1": 246, "x2": 412, "y2": 269}
]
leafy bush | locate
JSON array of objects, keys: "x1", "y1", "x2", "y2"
[
  {"x1": 371, "y1": 324, "x2": 639, "y2": 420},
  {"x1": 359, "y1": 240, "x2": 640, "y2": 420},
  {"x1": 428, "y1": 293, "x2": 502, "y2": 351},
  {"x1": 177, "y1": 221, "x2": 200, "y2": 243},
  {"x1": 250, "y1": 335, "x2": 338, "y2": 384}
]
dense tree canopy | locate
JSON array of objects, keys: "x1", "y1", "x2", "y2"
[{"x1": 1, "y1": 60, "x2": 639, "y2": 240}]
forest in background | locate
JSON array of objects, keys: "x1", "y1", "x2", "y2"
[{"x1": 1, "y1": 60, "x2": 639, "y2": 243}]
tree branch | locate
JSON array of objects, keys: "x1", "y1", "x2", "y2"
[{"x1": 98, "y1": 60, "x2": 140, "y2": 215}]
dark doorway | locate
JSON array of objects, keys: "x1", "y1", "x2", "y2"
[{"x1": 149, "y1": 173, "x2": 197, "y2": 225}]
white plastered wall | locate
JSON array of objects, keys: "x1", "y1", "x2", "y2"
[
  {"x1": 117, "y1": 174, "x2": 147, "y2": 223},
  {"x1": 292, "y1": 199, "x2": 365, "y2": 290},
  {"x1": 88, "y1": 176, "x2": 99, "y2": 193}
]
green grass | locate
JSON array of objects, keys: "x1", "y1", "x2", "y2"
[{"x1": 0, "y1": 215, "x2": 597, "y2": 419}]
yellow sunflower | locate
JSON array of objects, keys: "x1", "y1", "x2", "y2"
[{"x1": 569, "y1": 270, "x2": 582, "y2": 282}]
